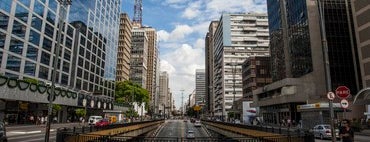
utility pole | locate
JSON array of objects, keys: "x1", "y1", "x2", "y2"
[
  {"x1": 180, "y1": 89, "x2": 184, "y2": 117},
  {"x1": 318, "y1": 1, "x2": 336, "y2": 142},
  {"x1": 45, "y1": 1, "x2": 71, "y2": 142}
]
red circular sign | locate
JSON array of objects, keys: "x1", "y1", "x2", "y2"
[{"x1": 335, "y1": 86, "x2": 350, "y2": 99}]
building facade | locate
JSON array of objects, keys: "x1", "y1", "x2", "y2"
[
  {"x1": 205, "y1": 21, "x2": 218, "y2": 116},
  {"x1": 352, "y1": 0, "x2": 370, "y2": 88},
  {"x1": 130, "y1": 27, "x2": 148, "y2": 88},
  {"x1": 213, "y1": 13, "x2": 269, "y2": 120},
  {"x1": 158, "y1": 71, "x2": 168, "y2": 115},
  {"x1": 142, "y1": 27, "x2": 158, "y2": 113},
  {"x1": 253, "y1": 0, "x2": 362, "y2": 128},
  {"x1": 0, "y1": 0, "x2": 120, "y2": 123},
  {"x1": 195, "y1": 69, "x2": 206, "y2": 106},
  {"x1": 242, "y1": 56, "x2": 271, "y2": 101},
  {"x1": 116, "y1": 13, "x2": 132, "y2": 82}
]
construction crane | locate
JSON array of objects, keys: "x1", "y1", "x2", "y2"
[{"x1": 133, "y1": 0, "x2": 142, "y2": 27}]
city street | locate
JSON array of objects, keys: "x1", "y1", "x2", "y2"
[
  {"x1": 6, "y1": 123, "x2": 82, "y2": 142},
  {"x1": 156, "y1": 119, "x2": 210, "y2": 138}
]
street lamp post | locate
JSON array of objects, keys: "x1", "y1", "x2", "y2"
[{"x1": 45, "y1": 0, "x2": 71, "y2": 141}]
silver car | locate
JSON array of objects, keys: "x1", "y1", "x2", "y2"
[
  {"x1": 312, "y1": 124, "x2": 339, "y2": 139},
  {"x1": 0, "y1": 122, "x2": 7, "y2": 142},
  {"x1": 186, "y1": 130, "x2": 195, "y2": 139}
]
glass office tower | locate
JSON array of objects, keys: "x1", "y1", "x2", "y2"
[{"x1": 0, "y1": 0, "x2": 120, "y2": 123}]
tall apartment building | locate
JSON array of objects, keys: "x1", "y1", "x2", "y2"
[
  {"x1": 205, "y1": 21, "x2": 218, "y2": 115},
  {"x1": 130, "y1": 28, "x2": 148, "y2": 88},
  {"x1": 0, "y1": 0, "x2": 120, "y2": 123},
  {"x1": 159, "y1": 72, "x2": 169, "y2": 115},
  {"x1": 352, "y1": 0, "x2": 370, "y2": 88},
  {"x1": 195, "y1": 69, "x2": 206, "y2": 106},
  {"x1": 116, "y1": 13, "x2": 132, "y2": 82},
  {"x1": 142, "y1": 27, "x2": 158, "y2": 110},
  {"x1": 253, "y1": 0, "x2": 362, "y2": 128},
  {"x1": 213, "y1": 13, "x2": 269, "y2": 120}
]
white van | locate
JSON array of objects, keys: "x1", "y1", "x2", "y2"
[{"x1": 88, "y1": 116, "x2": 103, "y2": 125}]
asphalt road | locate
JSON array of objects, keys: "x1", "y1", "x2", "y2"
[
  {"x1": 6, "y1": 123, "x2": 82, "y2": 142},
  {"x1": 156, "y1": 119, "x2": 210, "y2": 139}
]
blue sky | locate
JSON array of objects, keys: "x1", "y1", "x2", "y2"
[{"x1": 121, "y1": 0, "x2": 267, "y2": 109}]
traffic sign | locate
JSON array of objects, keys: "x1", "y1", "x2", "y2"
[
  {"x1": 193, "y1": 105, "x2": 201, "y2": 111},
  {"x1": 340, "y1": 99, "x2": 349, "y2": 109},
  {"x1": 335, "y1": 86, "x2": 350, "y2": 99},
  {"x1": 327, "y1": 92, "x2": 335, "y2": 100}
]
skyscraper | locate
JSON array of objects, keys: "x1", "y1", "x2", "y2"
[
  {"x1": 253, "y1": 0, "x2": 362, "y2": 127},
  {"x1": 195, "y1": 69, "x2": 206, "y2": 106},
  {"x1": 159, "y1": 72, "x2": 169, "y2": 115},
  {"x1": 130, "y1": 27, "x2": 148, "y2": 88},
  {"x1": 116, "y1": 13, "x2": 132, "y2": 82},
  {"x1": 212, "y1": 13, "x2": 269, "y2": 120},
  {"x1": 205, "y1": 21, "x2": 218, "y2": 116},
  {"x1": 0, "y1": 0, "x2": 120, "y2": 123},
  {"x1": 142, "y1": 27, "x2": 158, "y2": 112}
]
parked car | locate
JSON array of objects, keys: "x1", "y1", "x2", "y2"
[
  {"x1": 186, "y1": 130, "x2": 195, "y2": 139},
  {"x1": 95, "y1": 119, "x2": 110, "y2": 127},
  {"x1": 0, "y1": 122, "x2": 7, "y2": 142},
  {"x1": 312, "y1": 124, "x2": 339, "y2": 140},
  {"x1": 88, "y1": 116, "x2": 103, "y2": 125},
  {"x1": 194, "y1": 120, "x2": 201, "y2": 127}
]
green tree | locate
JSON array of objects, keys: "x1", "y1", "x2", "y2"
[
  {"x1": 75, "y1": 108, "x2": 86, "y2": 117},
  {"x1": 115, "y1": 80, "x2": 150, "y2": 108},
  {"x1": 52, "y1": 104, "x2": 62, "y2": 115}
]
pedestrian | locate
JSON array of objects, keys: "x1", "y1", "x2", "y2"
[
  {"x1": 41, "y1": 116, "x2": 45, "y2": 124},
  {"x1": 339, "y1": 119, "x2": 354, "y2": 142}
]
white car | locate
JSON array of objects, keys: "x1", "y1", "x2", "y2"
[
  {"x1": 194, "y1": 120, "x2": 201, "y2": 127},
  {"x1": 186, "y1": 130, "x2": 195, "y2": 139},
  {"x1": 88, "y1": 116, "x2": 103, "y2": 125},
  {"x1": 312, "y1": 124, "x2": 339, "y2": 139}
]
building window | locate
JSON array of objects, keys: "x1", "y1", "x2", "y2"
[
  {"x1": 0, "y1": 0, "x2": 13, "y2": 13},
  {"x1": 40, "y1": 51, "x2": 50, "y2": 65},
  {"x1": 15, "y1": 3, "x2": 29, "y2": 23},
  {"x1": 6, "y1": 55, "x2": 21, "y2": 72},
  {"x1": 9, "y1": 37, "x2": 24, "y2": 55},
  {"x1": 38, "y1": 65, "x2": 49, "y2": 79},
  {"x1": 29, "y1": 29, "x2": 40, "y2": 46},
  {"x1": 61, "y1": 73, "x2": 68, "y2": 85},
  {"x1": 77, "y1": 68, "x2": 82, "y2": 77},
  {"x1": 62, "y1": 61, "x2": 69, "y2": 73},
  {"x1": 12, "y1": 20, "x2": 27, "y2": 38},
  {"x1": 76, "y1": 79, "x2": 81, "y2": 89},
  {"x1": 24, "y1": 61, "x2": 36, "y2": 76},
  {"x1": 42, "y1": 37, "x2": 52, "y2": 51}
]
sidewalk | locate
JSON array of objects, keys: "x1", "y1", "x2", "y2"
[{"x1": 355, "y1": 129, "x2": 370, "y2": 136}]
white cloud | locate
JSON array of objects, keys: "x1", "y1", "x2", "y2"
[
  {"x1": 160, "y1": 44, "x2": 205, "y2": 108},
  {"x1": 157, "y1": 30, "x2": 170, "y2": 41},
  {"x1": 171, "y1": 25, "x2": 194, "y2": 41},
  {"x1": 160, "y1": 60, "x2": 176, "y2": 75},
  {"x1": 181, "y1": 1, "x2": 202, "y2": 19},
  {"x1": 157, "y1": 25, "x2": 194, "y2": 46},
  {"x1": 194, "y1": 38, "x2": 204, "y2": 49}
]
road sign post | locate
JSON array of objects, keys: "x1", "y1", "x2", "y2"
[
  {"x1": 327, "y1": 92, "x2": 335, "y2": 100},
  {"x1": 340, "y1": 99, "x2": 349, "y2": 119},
  {"x1": 336, "y1": 86, "x2": 351, "y2": 99}
]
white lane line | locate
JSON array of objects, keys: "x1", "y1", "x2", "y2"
[
  {"x1": 7, "y1": 131, "x2": 56, "y2": 140},
  {"x1": 7, "y1": 129, "x2": 55, "y2": 137}
]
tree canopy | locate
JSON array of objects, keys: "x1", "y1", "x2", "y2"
[{"x1": 115, "y1": 80, "x2": 150, "y2": 110}]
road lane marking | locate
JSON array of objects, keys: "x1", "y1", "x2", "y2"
[{"x1": 7, "y1": 131, "x2": 56, "y2": 140}]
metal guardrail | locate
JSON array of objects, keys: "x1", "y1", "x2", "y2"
[
  {"x1": 56, "y1": 134, "x2": 314, "y2": 142},
  {"x1": 61, "y1": 119, "x2": 164, "y2": 134}
]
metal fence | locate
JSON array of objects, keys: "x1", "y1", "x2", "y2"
[{"x1": 57, "y1": 131, "x2": 315, "y2": 142}]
